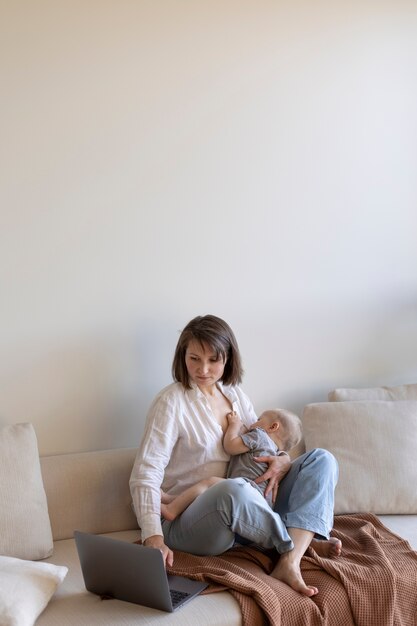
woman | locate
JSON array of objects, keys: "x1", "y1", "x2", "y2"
[{"x1": 130, "y1": 315, "x2": 340, "y2": 596}]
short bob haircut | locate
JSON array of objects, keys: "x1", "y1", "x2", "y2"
[{"x1": 172, "y1": 315, "x2": 243, "y2": 389}]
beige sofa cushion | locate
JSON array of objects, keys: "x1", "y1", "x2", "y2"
[
  {"x1": 40, "y1": 448, "x2": 138, "y2": 541},
  {"x1": 0, "y1": 423, "x2": 53, "y2": 560},
  {"x1": 0, "y1": 555, "x2": 67, "y2": 626},
  {"x1": 302, "y1": 401, "x2": 417, "y2": 514},
  {"x1": 328, "y1": 382, "x2": 417, "y2": 401}
]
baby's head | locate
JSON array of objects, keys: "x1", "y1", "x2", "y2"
[{"x1": 251, "y1": 409, "x2": 302, "y2": 452}]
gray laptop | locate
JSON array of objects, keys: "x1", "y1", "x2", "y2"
[{"x1": 74, "y1": 530, "x2": 208, "y2": 612}]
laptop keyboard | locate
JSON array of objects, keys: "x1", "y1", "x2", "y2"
[{"x1": 170, "y1": 589, "x2": 190, "y2": 607}]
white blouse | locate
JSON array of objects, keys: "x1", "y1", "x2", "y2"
[{"x1": 129, "y1": 381, "x2": 258, "y2": 541}]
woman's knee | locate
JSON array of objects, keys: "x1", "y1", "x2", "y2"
[{"x1": 311, "y1": 448, "x2": 339, "y2": 480}]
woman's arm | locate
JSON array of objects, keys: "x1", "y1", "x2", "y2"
[{"x1": 129, "y1": 391, "x2": 179, "y2": 565}]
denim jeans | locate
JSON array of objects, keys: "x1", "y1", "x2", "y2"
[{"x1": 162, "y1": 448, "x2": 338, "y2": 556}]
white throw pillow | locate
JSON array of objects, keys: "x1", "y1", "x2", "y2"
[
  {"x1": 0, "y1": 555, "x2": 67, "y2": 626},
  {"x1": 328, "y1": 382, "x2": 417, "y2": 401},
  {"x1": 302, "y1": 401, "x2": 417, "y2": 514},
  {"x1": 0, "y1": 423, "x2": 53, "y2": 560}
]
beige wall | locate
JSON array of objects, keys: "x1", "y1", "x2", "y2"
[{"x1": 1, "y1": 1, "x2": 417, "y2": 455}]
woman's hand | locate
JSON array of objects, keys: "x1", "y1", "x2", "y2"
[
  {"x1": 253, "y1": 453, "x2": 291, "y2": 503},
  {"x1": 144, "y1": 535, "x2": 174, "y2": 568}
]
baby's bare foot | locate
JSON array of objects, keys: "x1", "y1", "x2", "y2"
[
  {"x1": 160, "y1": 502, "x2": 178, "y2": 521},
  {"x1": 271, "y1": 555, "x2": 318, "y2": 596},
  {"x1": 310, "y1": 537, "x2": 342, "y2": 558},
  {"x1": 160, "y1": 490, "x2": 176, "y2": 505}
]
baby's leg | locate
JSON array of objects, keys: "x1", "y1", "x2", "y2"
[{"x1": 161, "y1": 477, "x2": 223, "y2": 521}]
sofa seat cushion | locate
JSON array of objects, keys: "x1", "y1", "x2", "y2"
[
  {"x1": 36, "y1": 531, "x2": 241, "y2": 626},
  {"x1": 378, "y1": 515, "x2": 417, "y2": 551},
  {"x1": 34, "y1": 522, "x2": 416, "y2": 625}
]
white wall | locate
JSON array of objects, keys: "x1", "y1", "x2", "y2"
[{"x1": 1, "y1": 0, "x2": 417, "y2": 455}]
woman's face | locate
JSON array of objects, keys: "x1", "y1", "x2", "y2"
[{"x1": 185, "y1": 339, "x2": 226, "y2": 390}]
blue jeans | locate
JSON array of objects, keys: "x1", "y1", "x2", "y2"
[{"x1": 162, "y1": 448, "x2": 339, "y2": 556}]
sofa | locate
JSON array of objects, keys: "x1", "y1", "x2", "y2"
[{"x1": 1, "y1": 382, "x2": 417, "y2": 625}]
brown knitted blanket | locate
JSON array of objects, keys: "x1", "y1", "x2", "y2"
[{"x1": 167, "y1": 514, "x2": 417, "y2": 626}]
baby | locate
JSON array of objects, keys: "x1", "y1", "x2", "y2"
[
  {"x1": 161, "y1": 408, "x2": 302, "y2": 520},
  {"x1": 225, "y1": 408, "x2": 302, "y2": 505}
]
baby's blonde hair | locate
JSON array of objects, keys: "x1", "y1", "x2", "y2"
[{"x1": 271, "y1": 409, "x2": 303, "y2": 451}]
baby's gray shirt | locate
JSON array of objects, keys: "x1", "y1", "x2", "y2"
[{"x1": 226, "y1": 427, "x2": 279, "y2": 506}]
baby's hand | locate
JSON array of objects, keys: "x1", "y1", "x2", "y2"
[{"x1": 226, "y1": 410, "x2": 241, "y2": 425}]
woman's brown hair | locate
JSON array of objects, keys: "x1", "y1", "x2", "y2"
[{"x1": 172, "y1": 315, "x2": 243, "y2": 388}]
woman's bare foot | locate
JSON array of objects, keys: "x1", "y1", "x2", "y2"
[
  {"x1": 271, "y1": 552, "x2": 318, "y2": 596},
  {"x1": 310, "y1": 537, "x2": 342, "y2": 558}
]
